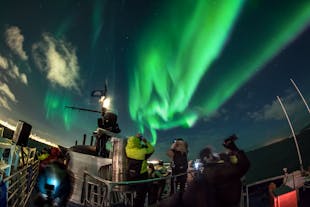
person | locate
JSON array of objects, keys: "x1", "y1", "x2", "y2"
[
  {"x1": 96, "y1": 112, "x2": 121, "y2": 157},
  {"x1": 39, "y1": 147, "x2": 61, "y2": 172},
  {"x1": 156, "y1": 160, "x2": 169, "y2": 201},
  {"x1": 198, "y1": 134, "x2": 250, "y2": 207},
  {"x1": 148, "y1": 163, "x2": 160, "y2": 205},
  {"x1": 268, "y1": 182, "x2": 277, "y2": 207},
  {"x1": 125, "y1": 134, "x2": 154, "y2": 207},
  {"x1": 160, "y1": 134, "x2": 250, "y2": 207},
  {"x1": 38, "y1": 148, "x2": 50, "y2": 161},
  {"x1": 148, "y1": 161, "x2": 169, "y2": 205},
  {"x1": 167, "y1": 138, "x2": 188, "y2": 195},
  {"x1": 34, "y1": 160, "x2": 74, "y2": 207}
]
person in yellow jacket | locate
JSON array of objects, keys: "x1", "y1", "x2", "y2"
[{"x1": 125, "y1": 134, "x2": 154, "y2": 207}]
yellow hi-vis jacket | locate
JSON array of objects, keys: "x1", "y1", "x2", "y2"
[{"x1": 125, "y1": 136, "x2": 154, "y2": 174}]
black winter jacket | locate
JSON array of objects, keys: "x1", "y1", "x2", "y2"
[{"x1": 161, "y1": 150, "x2": 250, "y2": 207}]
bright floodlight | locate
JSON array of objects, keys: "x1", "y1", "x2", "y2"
[{"x1": 102, "y1": 97, "x2": 111, "y2": 109}]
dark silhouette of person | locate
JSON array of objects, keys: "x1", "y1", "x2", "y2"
[
  {"x1": 156, "y1": 160, "x2": 169, "y2": 201},
  {"x1": 34, "y1": 161, "x2": 74, "y2": 207},
  {"x1": 148, "y1": 163, "x2": 159, "y2": 205},
  {"x1": 148, "y1": 161, "x2": 169, "y2": 205},
  {"x1": 198, "y1": 135, "x2": 250, "y2": 207},
  {"x1": 167, "y1": 138, "x2": 188, "y2": 195},
  {"x1": 161, "y1": 134, "x2": 250, "y2": 207},
  {"x1": 96, "y1": 112, "x2": 121, "y2": 157}
]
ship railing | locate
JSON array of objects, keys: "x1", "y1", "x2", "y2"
[
  {"x1": 244, "y1": 175, "x2": 285, "y2": 207},
  {"x1": 3, "y1": 159, "x2": 39, "y2": 207},
  {"x1": 244, "y1": 171, "x2": 310, "y2": 206},
  {"x1": 82, "y1": 170, "x2": 188, "y2": 207}
]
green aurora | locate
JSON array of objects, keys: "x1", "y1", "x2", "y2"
[
  {"x1": 44, "y1": 91, "x2": 76, "y2": 130},
  {"x1": 128, "y1": 0, "x2": 310, "y2": 145},
  {"x1": 42, "y1": 0, "x2": 310, "y2": 145}
]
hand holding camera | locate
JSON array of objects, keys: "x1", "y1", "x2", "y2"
[{"x1": 223, "y1": 134, "x2": 239, "y2": 151}]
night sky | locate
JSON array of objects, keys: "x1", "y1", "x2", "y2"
[{"x1": 0, "y1": 0, "x2": 310, "y2": 160}]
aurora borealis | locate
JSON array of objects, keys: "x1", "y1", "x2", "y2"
[
  {"x1": 0, "y1": 0, "x2": 310, "y2": 159},
  {"x1": 129, "y1": 0, "x2": 310, "y2": 145},
  {"x1": 44, "y1": 91, "x2": 76, "y2": 131}
]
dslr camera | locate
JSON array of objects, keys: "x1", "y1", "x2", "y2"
[{"x1": 223, "y1": 134, "x2": 239, "y2": 151}]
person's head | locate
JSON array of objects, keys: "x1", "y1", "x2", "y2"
[
  {"x1": 148, "y1": 163, "x2": 155, "y2": 170},
  {"x1": 158, "y1": 160, "x2": 164, "y2": 166},
  {"x1": 199, "y1": 146, "x2": 220, "y2": 164},
  {"x1": 42, "y1": 148, "x2": 49, "y2": 154},
  {"x1": 172, "y1": 138, "x2": 188, "y2": 153},
  {"x1": 51, "y1": 147, "x2": 61, "y2": 157},
  {"x1": 135, "y1": 133, "x2": 143, "y2": 140},
  {"x1": 199, "y1": 147, "x2": 212, "y2": 159},
  {"x1": 127, "y1": 135, "x2": 143, "y2": 148}
]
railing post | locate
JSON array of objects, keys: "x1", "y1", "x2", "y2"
[
  {"x1": 107, "y1": 183, "x2": 113, "y2": 207},
  {"x1": 246, "y1": 185, "x2": 249, "y2": 207},
  {"x1": 83, "y1": 134, "x2": 86, "y2": 145},
  {"x1": 90, "y1": 136, "x2": 94, "y2": 146},
  {"x1": 174, "y1": 175, "x2": 176, "y2": 194}
]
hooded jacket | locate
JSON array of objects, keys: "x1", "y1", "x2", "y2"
[{"x1": 125, "y1": 136, "x2": 154, "y2": 176}]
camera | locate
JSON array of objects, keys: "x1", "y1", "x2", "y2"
[
  {"x1": 224, "y1": 134, "x2": 238, "y2": 143},
  {"x1": 193, "y1": 159, "x2": 203, "y2": 171},
  {"x1": 173, "y1": 138, "x2": 184, "y2": 143},
  {"x1": 45, "y1": 183, "x2": 55, "y2": 192},
  {"x1": 135, "y1": 133, "x2": 144, "y2": 142},
  {"x1": 98, "y1": 112, "x2": 121, "y2": 133},
  {"x1": 223, "y1": 134, "x2": 239, "y2": 151}
]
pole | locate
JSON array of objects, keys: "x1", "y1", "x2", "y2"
[
  {"x1": 90, "y1": 136, "x2": 94, "y2": 146},
  {"x1": 83, "y1": 134, "x2": 86, "y2": 145},
  {"x1": 290, "y1": 78, "x2": 310, "y2": 113},
  {"x1": 75, "y1": 140, "x2": 77, "y2": 146},
  {"x1": 277, "y1": 96, "x2": 304, "y2": 172}
]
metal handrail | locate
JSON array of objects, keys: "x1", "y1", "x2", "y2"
[
  {"x1": 85, "y1": 170, "x2": 188, "y2": 186},
  {"x1": 83, "y1": 170, "x2": 187, "y2": 207},
  {"x1": 246, "y1": 175, "x2": 285, "y2": 188},
  {"x1": 3, "y1": 160, "x2": 39, "y2": 207},
  {"x1": 245, "y1": 174, "x2": 285, "y2": 207},
  {"x1": 83, "y1": 168, "x2": 310, "y2": 207}
]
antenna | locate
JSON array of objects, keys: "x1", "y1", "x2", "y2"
[
  {"x1": 277, "y1": 96, "x2": 304, "y2": 172},
  {"x1": 64, "y1": 106, "x2": 101, "y2": 113},
  {"x1": 67, "y1": 83, "x2": 109, "y2": 114},
  {"x1": 290, "y1": 78, "x2": 310, "y2": 114}
]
